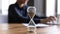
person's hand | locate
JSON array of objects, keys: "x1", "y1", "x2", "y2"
[
  {"x1": 40, "y1": 16, "x2": 56, "y2": 24},
  {"x1": 47, "y1": 16, "x2": 56, "y2": 21}
]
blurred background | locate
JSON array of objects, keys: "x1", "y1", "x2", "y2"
[
  {"x1": 0, "y1": 0, "x2": 2, "y2": 14},
  {"x1": 0, "y1": 0, "x2": 60, "y2": 24}
]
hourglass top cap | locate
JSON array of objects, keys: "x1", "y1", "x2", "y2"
[{"x1": 27, "y1": 6, "x2": 36, "y2": 13}]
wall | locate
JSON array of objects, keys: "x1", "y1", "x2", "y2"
[
  {"x1": 0, "y1": 15, "x2": 8, "y2": 23},
  {"x1": 34, "y1": 0, "x2": 45, "y2": 17}
]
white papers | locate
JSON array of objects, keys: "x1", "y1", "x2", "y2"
[
  {"x1": 36, "y1": 24, "x2": 49, "y2": 27},
  {"x1": 22, "y1": 23, "x2": 49, "y2": 28}
]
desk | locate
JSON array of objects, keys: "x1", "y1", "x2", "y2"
[{"x1": 0, "y1": 24, "x2": 60, "y2": 34}]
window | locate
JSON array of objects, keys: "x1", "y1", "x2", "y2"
[
  {"x1": 9, "y1": 0, "x2": 16, "y2": 4},
  {"x1": 2, "y1": 0, "x2": 9, "y2": 15},
  {"x1": 57, "y1": 0, "x2": 60, "y2": 15},
  {"x1": 2, "y1": 0, "x2": 16, "y2": 15},
  {"x1": 46, "y1": 0, "x2": 56, "y2": 17}
]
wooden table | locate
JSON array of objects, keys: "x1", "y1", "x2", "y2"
[{"x1": 0, "y1": 24, "x2": 60, "y2": 34}]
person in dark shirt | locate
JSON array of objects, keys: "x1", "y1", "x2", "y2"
[{"x1": 8, "y1": 0, "x2": 55, "y2": 24}]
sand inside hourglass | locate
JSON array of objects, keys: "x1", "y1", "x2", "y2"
[
  {"x1": 28, "y1": 19, "x2": 36, "y2": 32},
  {"x1": 28, "y1": 11, "x2": 35, "y2": 18}
]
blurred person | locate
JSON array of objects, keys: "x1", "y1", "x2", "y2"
[{"x1": 8, "y1": 0, "x2": 55, "y2": 24}]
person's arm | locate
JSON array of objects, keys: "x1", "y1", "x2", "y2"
[
  {"x1": 33, "y1": 15, "x2": 47, "y2": 24},
  {"x1": 34, "y1": 15, "x2": 56, "y2": 24}
]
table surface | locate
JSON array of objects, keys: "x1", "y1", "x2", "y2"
[{"x1": 0, "y1": 24, "x2": 60, "y2": 34}]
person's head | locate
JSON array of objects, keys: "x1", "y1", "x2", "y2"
[{"x1": 17, "y1": 0, "x2": 29, "y2": 5}]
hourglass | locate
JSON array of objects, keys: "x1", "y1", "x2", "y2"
[{"x1": 27, "y1": 6, "x2": 36, "y2": 33}]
